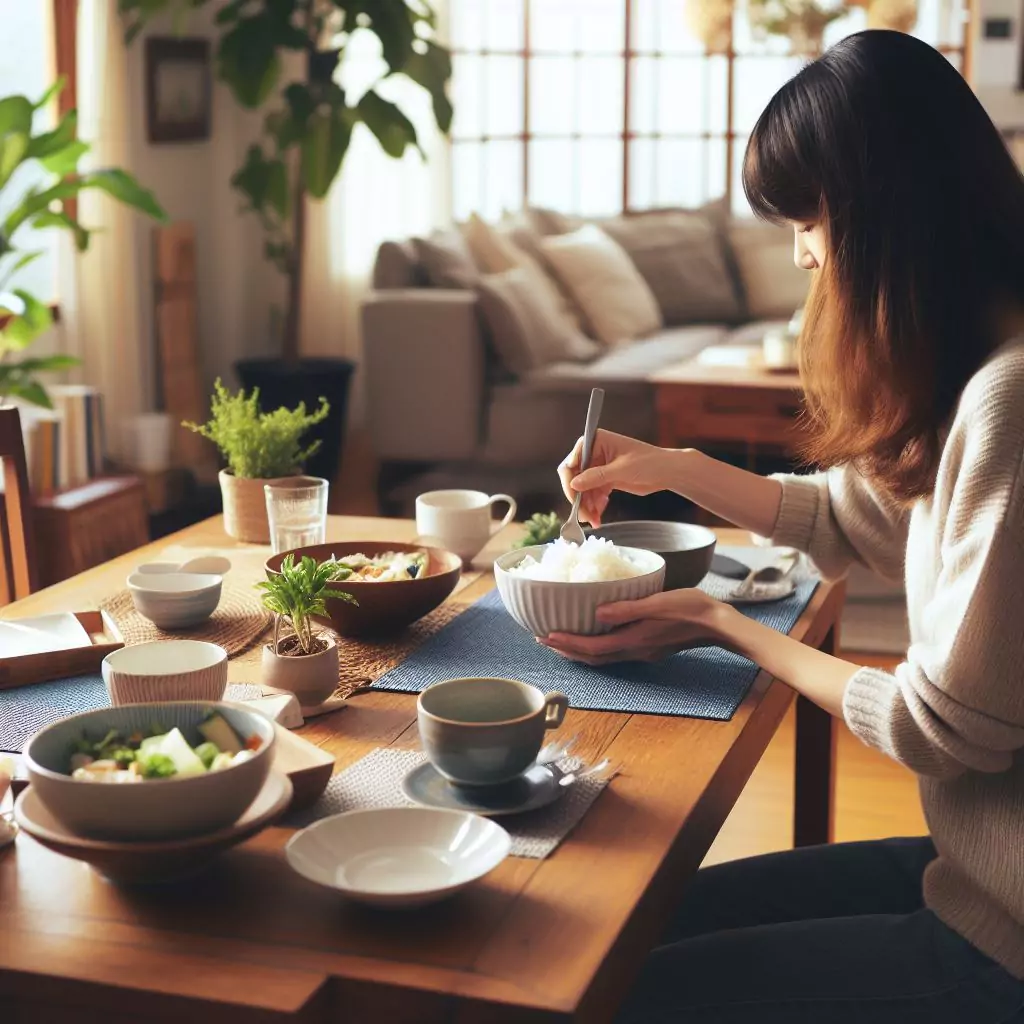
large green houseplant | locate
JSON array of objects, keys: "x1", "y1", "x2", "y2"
[
  {"x1": 119, "y1": 0, "x2": 453, "y2": 482},
  {"x1": 0, "y1": 80, "x2": 166, "y2": 411}
]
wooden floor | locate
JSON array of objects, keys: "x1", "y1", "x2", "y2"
[{"x1": 333, "y1": 432, "x2": 928, "y2": 866}]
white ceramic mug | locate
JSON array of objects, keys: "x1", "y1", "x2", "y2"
[{"x1": 415, "y1": 490, "x2": 517, "y2": 565}]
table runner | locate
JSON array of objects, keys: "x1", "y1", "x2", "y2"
[
  {"x1": 372, "y1": 549, "x2": 819, "y2": 720},
  {"x1": 0, "y1": 676, "x2": 262, "y2": 752},
  {"x1": 284, "y1": 746, "x2": 611, "y2": 859}
]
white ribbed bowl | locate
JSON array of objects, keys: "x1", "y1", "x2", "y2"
[
  {"x1": 494, "y1": 544, "x2": 666, "y2": 637},
  {"x1": 102, "y1": 640, "x2": 228, "y2": 706}
]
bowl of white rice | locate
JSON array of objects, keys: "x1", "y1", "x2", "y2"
[{"x1": 494, "y1": 537, "x2": 666, "y2": 637}]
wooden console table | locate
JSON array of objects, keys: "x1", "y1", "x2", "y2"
[{"x1": 651, "y1": 352, "x2": 804, "y2": 460}]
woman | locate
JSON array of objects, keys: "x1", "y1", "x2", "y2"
[{"x1": 551, "y1": 30, "x2": 1024, "y2": 1023}]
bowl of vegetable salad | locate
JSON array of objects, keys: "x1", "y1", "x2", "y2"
[{"x1": 23, "y1": 702, "x2": 275, "y2": 841}]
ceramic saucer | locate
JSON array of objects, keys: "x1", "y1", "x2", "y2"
[
  {"x1": 402, "y1": 761, "x2": 562, "y2": 817},
  {"x1": 14, "y1": 770, "x2": 293, "y2": 885}
]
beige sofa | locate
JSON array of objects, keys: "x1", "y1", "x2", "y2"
[{"x1": 362, "y1": 204, "x2": 808, "y2": 513}]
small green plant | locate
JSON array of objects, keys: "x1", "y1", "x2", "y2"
[
  {"x1": 256, "y1": 553, "x2": 357, "y2": 656},
  {"x1": 515, "y1": 511, "x2": 564, "y2": 548},
  {"x1": 0, "y1": 79, "x2": 166, "y2": 408},
  {"x1": 184, "y1": 378, "x2": 330, "y2": 479}
]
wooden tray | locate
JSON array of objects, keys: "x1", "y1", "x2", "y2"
[{"x1": 0, "y1": 611, "x2": 123, "y2": 691}]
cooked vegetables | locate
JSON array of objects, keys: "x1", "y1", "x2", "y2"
[
  {"x1": 68, "y1": 712, "x2": 260, "y2": 783},
  {"x1": 515, "y1": 512, "x2": 564, "y2": 548},
  {"x1": 325, "y1": 550, "x2": 428, "y2": 582}
]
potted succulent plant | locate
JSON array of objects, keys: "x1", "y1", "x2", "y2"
[
  {"x1": 183, "y1": 379, "x2": 329, "y2": 543},
  {"x1": 256, "y1": 553, "x2": 356, "y2": 706}
]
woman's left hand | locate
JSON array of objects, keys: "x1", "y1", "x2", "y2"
[{"x1": 540, "y1": 589, "x2": 731, "y2": 666}]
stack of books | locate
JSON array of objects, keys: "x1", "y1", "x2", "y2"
[{"x1": 20, "y1": 386, "x2": 106, "y2": 495}]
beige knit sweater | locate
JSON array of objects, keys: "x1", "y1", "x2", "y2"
[{"x1": 769, "y1": 341, "x2": 1024, "y2": 979}]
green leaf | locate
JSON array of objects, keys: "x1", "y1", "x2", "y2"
[
  {"x1": 401, "y1": 41, "x2": 453, "y2": 134},
  {"x1": 0, "y1": 96, "x2": 33, "y2": 137},
  {"x1": 215, "y1": 0, "x2": 251, "y2": 24},
  {"x1": 365, "y1": 0, "x2": 419, "y2": 72},
  {"x1": 0, "y1": 289, "x2": 53, "y2": 351},
  {"x1": 357, "y1": 90, "x2": 420, "y2": 160},
  {"x1": 5, "y1": 251, "x2": 44, "y2": 276},
  {"x1": 82, "y1": 169, "x2": 168, "y2": 221},
  {"x1": 301, "y1": 107, "x2": 353, "y2": 199},
  {"x1": 25, "y1": 110, "x2": 78, "y2": 161},
  {"x1": 3, "y1": 179, "x2": 82, "y2": 237},
  {"x1": 0, "y1": 132, "x2": 29, "y2": 190},
  {"x1": 32, "y1": 209, "x2": 91, "y2": 251},
  {"x1": 2, "y1": 379, "x2": 52, "y2": 409},
  {"x1": 38, "y1": 139, "x2": 90, "y2": 177},
  {"x1": 217, "y1": 15, "x2": 282, "y2": 108},
  {"x1": 33, "y1": 77, "x2": 66, "y2": 112}
]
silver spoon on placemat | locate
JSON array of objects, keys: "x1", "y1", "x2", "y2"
[{"x1": 560, "y1": 387, "x2": 605, "y2": 546}]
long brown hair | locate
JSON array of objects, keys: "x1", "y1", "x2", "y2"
[{"x1": 743, "y1": 30, "x2": 1024, "y2": 502}]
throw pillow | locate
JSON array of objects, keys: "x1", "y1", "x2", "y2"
[
  {"x1": 601, "y1": 208, "x2": 745, "y2": 325},
  {"x1": 727, "y1": 219, "x2": 810, "y2": 319},
  {"x1": 463, "y1": 212, "x2": 581, "y2": 330},
  {"x1": 412, "y1": 229, "x2": 480, "y2": 289},
  {"x1": 539, "y1": 224, "x2": 663, "y2": 345},
  {"x1": 476, "y1": 268, "x2": 602, "y2": 376}
]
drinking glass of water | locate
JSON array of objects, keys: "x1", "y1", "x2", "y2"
[{"x1": 265, "y1": 478, "x2": 329, "y2": 554}]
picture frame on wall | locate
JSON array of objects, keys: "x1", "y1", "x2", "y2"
[{"x1": 145, "y1": 37, "x2": 211, "y2": 144}]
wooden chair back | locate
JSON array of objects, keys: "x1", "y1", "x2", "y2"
[{"x1": 0, "y1": 406, "x2": 37, "y2": 604}]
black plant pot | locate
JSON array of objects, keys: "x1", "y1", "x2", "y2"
[{"x1": 234, "y1": 357, "x2": 355, "y2": 484}]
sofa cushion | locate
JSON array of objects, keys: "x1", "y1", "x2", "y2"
[
  {"x1": 527, "y1": 325, "x2": 727, "y2": 384},
  {"x1": 723, "y1": 319, "x2": 793, "y2": 347},
  {"x1": 476, "y1": 268, "x2": 601, "y2": 375},
  {"x1": 483, "y1": 381, "x2": 656, "y2": 464},
  {"x1": 540, "y1": 225, "x2": 663, "y2": 346},
  {"x1": 372, "y1": 240, "x2": 427, "y2": 289},
  {"x1": 464, "y1": 213, "x2": 580, "y2": 331},
  {"x1": 727, "y1": 219, "x2": 809, "y2": 319},
  {"x1": 412, "y1": 229, "x2": 480, "y2": 289},
  {"x1": 601, "y1": 210, "x2": 744, "y2": 326}
]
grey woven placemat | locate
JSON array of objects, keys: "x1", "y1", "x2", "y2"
[
  {"x1": 284, "y1": 747, "x2": 611, "y2": 859},
  {"x1": 0, "y1": 676, "x2": 263, "y2": 752},
  {"x1": 372, "y1": 546, "x2": 818, "y2": 721}
]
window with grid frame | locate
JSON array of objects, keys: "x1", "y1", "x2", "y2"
[{"x1": 449, "y1": 0, "x2": 971, "y2": 222}]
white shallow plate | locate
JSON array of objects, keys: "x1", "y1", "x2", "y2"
[{"x1": 285, "y1": 807, "x2": 511, "y2": 908}]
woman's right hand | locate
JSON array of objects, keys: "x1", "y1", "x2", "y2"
[{"x1": 558, "y1": 430, "x2": 682, "y2": 526}]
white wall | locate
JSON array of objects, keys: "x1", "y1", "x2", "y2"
[
  {"x1": 973, "y1": 0, "x2": 1024, "y2": 128},
  {"x1": 123, "y1": 8, "x2": 283, "y2": 407}
]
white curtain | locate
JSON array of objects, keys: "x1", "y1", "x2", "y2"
[
  {"x1": 299, "y1": 20, "x2": 452, "y2": 423},
  {"x1": 63, "y1": 0, "x2": 147, "y2": 461}
]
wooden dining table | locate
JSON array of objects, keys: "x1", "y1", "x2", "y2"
[{"x1": 0, "y1": 515, "x2": 844, "y2": 1023}]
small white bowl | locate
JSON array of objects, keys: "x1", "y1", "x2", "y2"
[
  {"x1": 285, "y1": 807, "x2": 511, "y2": 907},
  {"x1": 494, "y1": 544, "x2": 666, "y2": 637},
  {"x1": 127, "y1": 572, "x2": 222, "y2": 629},
  {"x1": 102, "y1": 639, "x2": 228, "y2": 706}
]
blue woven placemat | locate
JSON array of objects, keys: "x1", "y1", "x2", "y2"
[
  {"x1": 0, "y1": 676, "x2": 262, "y2": 752},
  {"x1": 373, "y1": 570, "x2": 819, "y2": 721}
]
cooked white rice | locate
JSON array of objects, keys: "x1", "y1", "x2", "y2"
[{"x1": 508, "y1": 537, "x2": 643, "y2": 582}]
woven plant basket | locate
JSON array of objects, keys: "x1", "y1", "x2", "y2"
[{"x1": 219, "y1": 469, "x2": 303, "y2": 543}]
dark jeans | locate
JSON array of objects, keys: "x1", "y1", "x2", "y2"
[{"x1": 615, "y1": 838, "x2": 1024, "y2": 1023}]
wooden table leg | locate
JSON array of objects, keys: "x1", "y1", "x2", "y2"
[{"x1": 793, "y1": 626, "x2": 838, "y2": 847}]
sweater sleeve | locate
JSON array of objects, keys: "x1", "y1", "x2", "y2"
[
  {"x1": 843, "y1": 369, "x2": 1024, "y2": 778},
  {"x1": 767, "y1": 465, "x2": 909, "y2": 581}
]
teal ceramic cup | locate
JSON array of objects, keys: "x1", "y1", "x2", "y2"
[{"x1": 417, "y1": 677, "x2": 569, "y2": 787}]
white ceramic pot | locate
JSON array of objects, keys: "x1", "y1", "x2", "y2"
[
  {"x1": 261, "y1": 632, "x2": 339, "y2": 706},
  {"x1": 219, "y1": 469, "x2": 303, "y2": 544}
]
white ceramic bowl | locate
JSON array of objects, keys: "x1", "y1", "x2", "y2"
[
  {"x1": 102, "y1": 639, "x2": 228, "y2": 706},
  {"x1": 494, "y1": 544, "x2": 666, "y2": 637},
  {"x1": 127, "y1": 571, "x2": 222, "y2": 629},
  {"x1": 285, "y1": 807, "x2": 511, "y2": 907},
  {"x1": 23, "y1": 702, "x2": 275, "y2": 841}
]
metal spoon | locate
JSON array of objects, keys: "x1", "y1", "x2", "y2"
[
  {"x1": 560, "y1": 387, "x2": 605, "y2": 546},
  {"x1": 734, "y1": 549, "x2": 800, "y2": 599}
]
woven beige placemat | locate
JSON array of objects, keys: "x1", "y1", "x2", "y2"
[
  {"x1": 333, "y1": 599, "x2": 469, "y2": 698},
  {"x1": 100, "y1": 587, "x2": 273, "y2": 658}
]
